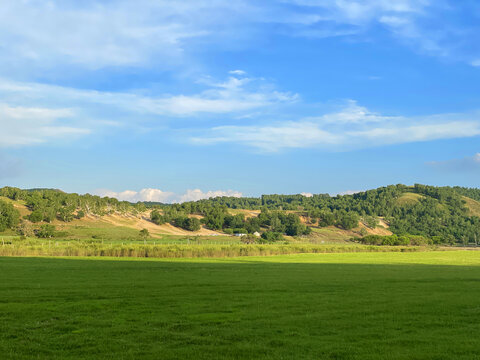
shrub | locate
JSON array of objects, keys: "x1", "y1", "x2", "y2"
[{"x1": 261, "y1": 231, "x2": 284, "y2": 242}]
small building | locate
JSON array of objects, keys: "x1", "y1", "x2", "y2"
[{"x1": 253, "y1": 231, "x2": 261, "y2": 237}]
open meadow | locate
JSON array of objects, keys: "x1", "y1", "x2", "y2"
[{"x1": 1, "y1": 251, "x2": 480, "y2": 359}]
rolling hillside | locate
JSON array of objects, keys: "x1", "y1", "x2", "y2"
[{"x1": 1, "y1": 184, "x2": 480, "y2": 245}]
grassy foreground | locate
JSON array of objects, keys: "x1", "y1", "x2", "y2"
[{"x1": 1, "y1": 252, "x2": 480, "y2": 359}]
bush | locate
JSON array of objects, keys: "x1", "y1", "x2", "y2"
[
  {"x1": 261, "y1": 231, "x2": 284, "y2": 242},
  {"x1": 357, "y1": 234, "x2": 432, "y2": 246}
]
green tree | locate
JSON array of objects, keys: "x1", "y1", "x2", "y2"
[
  {"x1": 37, "y1": 224, "x2": 56, "y2": 238},
  {"x1": 139, "y1": 228, "x2": 149, "y2": 240},
  {"x1": 0, "y1": 200, "x2": 20, "y2": 232}
]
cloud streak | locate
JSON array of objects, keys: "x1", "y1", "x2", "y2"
[
  {"x1": 192, "y1": 101, "x2": 480, "y2": 152},
  {"x1": 1, "y1": 0, "x2": 479, "y2": 72},
  {"x1": 0, "y1": 104, "x2": 89, "y2": 147},
  {"x1": 0, "y1": 73, "x2": 296, "y2": 147}
]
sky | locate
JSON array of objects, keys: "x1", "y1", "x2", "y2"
[{"x1": 1, "y1": 0, "x2": 480, "y2": 202}]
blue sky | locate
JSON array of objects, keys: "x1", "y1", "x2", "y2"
[{"x1": 1, "y1": 0, "x2": 480, "y2": 202}]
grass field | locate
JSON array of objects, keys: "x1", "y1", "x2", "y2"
[{"x1": 1, "y1": 251, "x2": 480, "y2": 359}]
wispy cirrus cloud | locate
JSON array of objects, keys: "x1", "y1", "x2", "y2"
[
  {"x1": 94, "y1": 188, "x2": 243, "y2": 203},
  {"x1": 276, "y1": 0, "x2": 480, "y2": 66},
  {"x1": 191, "y1": 101, "x2": 480, "y2": 152},
  {"x1": 0, "y1": 72, "x2": 296, "y2": 147},
  {"x1": 1, "y1": 0, "x2": 479, "y2": 73},
  {"x1": 0, "y1": 73, "x2": 295, "y2": 118},
  {"x1": 0, "y1": 1, "x2": 240, "y2": 70}
]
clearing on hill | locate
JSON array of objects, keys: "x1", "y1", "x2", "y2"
[
  {"x1": 396, "y1": 192, "x2": 425, "y2": 206},
  {"x1": 462, "y1": 196, "x2": 480, "y2": 217}
]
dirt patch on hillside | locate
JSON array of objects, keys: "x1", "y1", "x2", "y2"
[
  {"x1": 80, "y1": 212, "x2": 222, "y2": 236},
  {"x1": 228, "y1": 209, "x2": 261, "y2": 218}
]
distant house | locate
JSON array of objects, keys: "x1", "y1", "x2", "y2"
[
  {"x1": 253, "y1": 231, "x2": 261, "y2": 237},
  {"x1": 234, "y1": 233, "x2": 247, "y2": 237}
]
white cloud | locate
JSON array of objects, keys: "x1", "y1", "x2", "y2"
[
  {"x1": 306, "y1": 100, "x2": 390, "y2": 124},
  {"x1": 0, "y1": 73, "x2": 297, "y2": 147},
  {"x1": 193, "y1": 122, "x2": 342, "y2": 152},
  {"x1": 192, "y1": 101, "x2": 480, "y2": 152},
  {"x1": 178, "y1": 189, "x2": 243, "y2": 203},
  {"x1": 94, "y1": 188, "x2": 243, "y2": 203},
  {"x1": 0, "y1": 0, "x2": 478, "y2": 73},
  {"x1": 0, "y1": 73, "x2": 296, "y2": 117},
  {"x1": 229, "y1": 70, "x2": 247, "y2": 76},
  {"x1": 0, "y1": 1, "x2": 239, "y2": 70},
  {"x1": 279, "y1": 1, "x2": 480, "y2": 66},
  {"x1": 0, "y1": 104, "x2": 89, "y2": 147},
  {"x1": 336, "y1": 189, "x2": 364, "y2": 196},
  {"x1": 96, "y1": 188, "x2": 175, "y2": 203}
]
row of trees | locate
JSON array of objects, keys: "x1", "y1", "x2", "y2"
[{"x1": 357, "y1": 234, "x2": 436, "y2": 246}]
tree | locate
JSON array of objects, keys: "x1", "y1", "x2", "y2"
[
  {"x1": 139, "y1": 228, "x2": 149, "y2": 240},
  {"x1": 261, "y1": 231, "x2": 284, "y2": 242},
  {"x1": 339, "y1": 212, "x2": 359, "y2": 230},
  {"x1": 0, "y1": 200, "x2": 20, "y2": 232},
  {"x1": 17, "y1": 220, "x2": 35, "y2": 237},
  {"x1": 150, "y1": 210, "x2": 166, "y2": 225},
  {"x1": 58, "y1": 206, "x2": 75, "y2": 222},
  {"x1": 37, "y1": 224, "x2": 56, "y2": 238}
]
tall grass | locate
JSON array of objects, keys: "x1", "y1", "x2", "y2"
[{"x1": 0, "y1": 240, "x2": 423, "y2": 258}]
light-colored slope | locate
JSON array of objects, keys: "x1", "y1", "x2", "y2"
[
  {"x1": 396, "y1": 192, "x2": 424, "y2": 206},
  {"x1": 82, "y1": 212, "x2": 223, "y2": 236},
  {"x1": 228, "y1": 209, "x2": 261, "y2": 218}
]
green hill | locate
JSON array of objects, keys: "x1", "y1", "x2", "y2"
[{"x1": 1, "y1": 184, "x2": 480, "y2": 246}]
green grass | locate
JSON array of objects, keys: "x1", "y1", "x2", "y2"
[
  {"x1": 396, "y1": 192, "x2": 425, "y2": 206},
  {"x1": 310, "y1": 226, "x2": 353, "y2": 243},
  {"x1": 1, "y1": 251, "x2": 480, "y2": 359}
]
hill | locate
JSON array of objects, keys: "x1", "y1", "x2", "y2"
[{"x1": 1, "y1": 184, "x2": 480, "y2": 245}]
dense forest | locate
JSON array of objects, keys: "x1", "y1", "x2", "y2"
[{"x1": 1, "y1": 184, "x2": 480, "y2": 245}]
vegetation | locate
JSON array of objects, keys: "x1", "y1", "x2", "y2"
[
  {"x1": 1, "y1": 252, "x2": 480, "y2": 359},
  {"x1": 155, "y1": 184, "x2": 480, "y2": 245},
  {"x1": 2, "y1": 184, "x2": 480, "y2": 246},
  {"x1": 0, "y1": 200, "x2": 19, "y2": 232},
  {"x1": 0, "y1": 238, "x2": 417, "y2": 258},
  {"x1": 356, "y1": 234, "x2": 435, "y2": 246}
]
